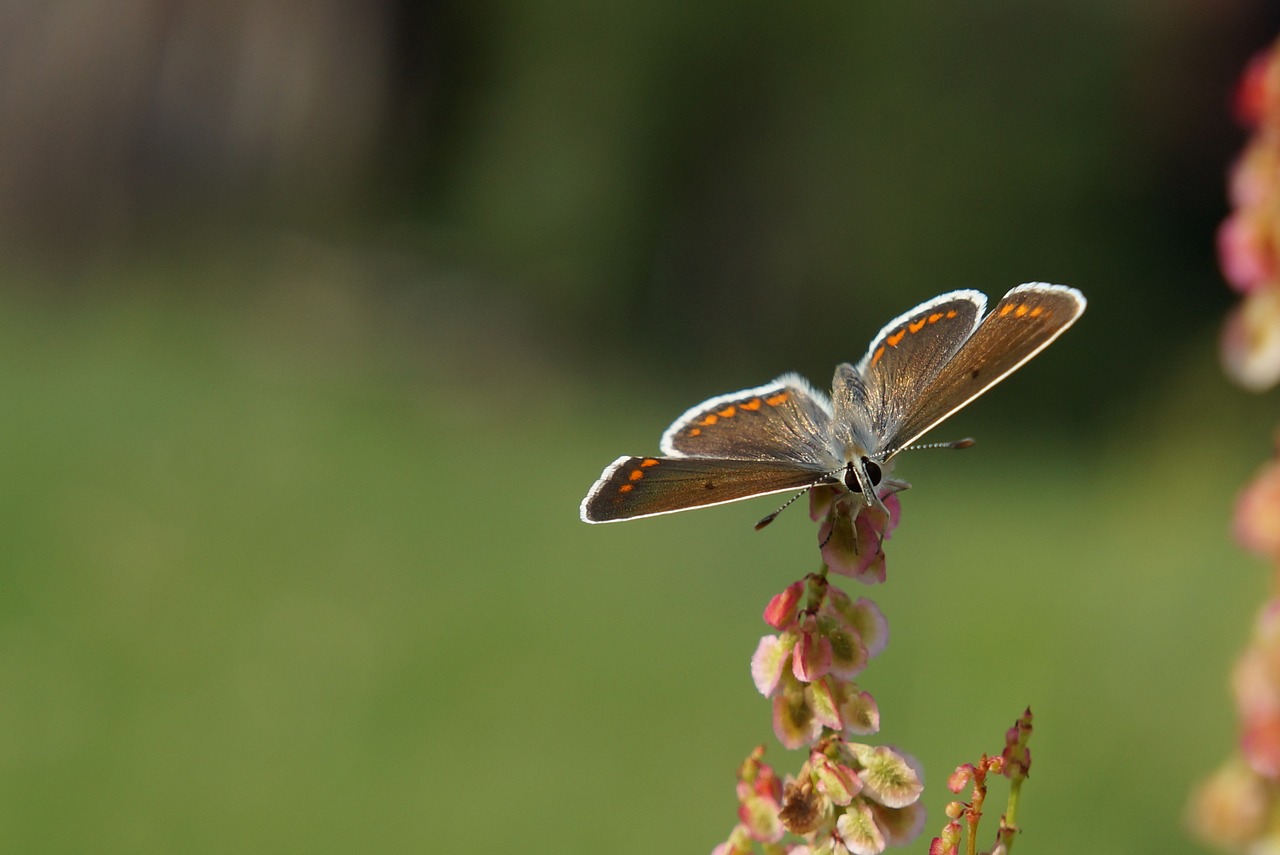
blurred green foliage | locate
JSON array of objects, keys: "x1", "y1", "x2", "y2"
[{"x1": 0, "y1": 264, "x2": 1273, "y2": 852}]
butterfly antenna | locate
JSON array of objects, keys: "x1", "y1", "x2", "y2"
[
  {"x1": 755, "y1": 473, "x2": 838, "y2": 531},
  {"x1": 893, "y1": 437, "x2": 976, "y2": 455}
]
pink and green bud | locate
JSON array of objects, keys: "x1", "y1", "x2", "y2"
[
  {"x1": 947, "y1": 764, "x2": 974, "y2": 793},
  {"x1": 928, "y1": 822, "x2": 961, "y2": 855},
  {"x1": 1002, "y1": 707, "x2": 1033, "y2": 780}
]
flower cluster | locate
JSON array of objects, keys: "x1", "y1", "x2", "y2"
[
  {"x1": 1219, "y1": 39, "x2": 1280, "y2": 390},
  {"x1": 714, "y1": 488, "x2": 924, "y2": 855},
  {"x1": 715, "y1": 740, "x2": 925, "y2": 855},
  {"x1": 1190, "y1": 447, "x2": 1280, "y2": 849},
  {"x1": 751, "y1": 576, "x2": 887, "y2": 749},
  {"x1": 1190, "y1": 36, "x2": 1280, "y2": 853}
]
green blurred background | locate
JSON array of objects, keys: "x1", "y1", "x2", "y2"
[{"x1": 2, "y1": 2, "x2": 1278, "y2": 852}]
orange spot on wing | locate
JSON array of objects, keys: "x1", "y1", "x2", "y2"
[
  {"x1": 765, "y1": 392, "x2": 790, "y2": 406},
  {"x1": 700, "y1": 414, "x2": 719, "y2": 426},
  {"x1": 740, "y1": 398, "x2": 762, "y2": 411},
  {"x1": 908, "y1": 318, "x2": 927, "y2": 333},
  {"x1": 999, "y1": 304, "x2": 1015, "y2": 317},
  {"x1": 628, "y1": 469, "x2": 645, "y2": 481},
  {"x1": 886, "y1": 330, "x2": 906, "y2": 347},
  {"x1": 689, "y1": 428, "x2": 702, "y2": 436},
  {"x1": 641, "y1": 458, "x2": 659, "y2": 467},
  {"x1": 716, "y1": 405, "x2": 737, "y2": 418},
  {"x1": 1029, "y1": 306, "x2": 1044, "y2": 317},
  {"x1": 871, "y1": 345, "x2": 886, "y2": 365},
  {"x1": 946, "y1": 310, "x2": 957, "y2": 318},
  {"x1": 1015, "y1": 304, "x2": 1029, "y2": 317},
  {"x1": 618, "y1": 484, "x2": 633, "y2": 493},
  {"x1": 928, "y1": 312, "x2": 944, "y2": 323}
]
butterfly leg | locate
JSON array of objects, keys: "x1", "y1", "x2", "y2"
[{"x1": 879, "y1": 478, "x2": 911, "y2": 496}]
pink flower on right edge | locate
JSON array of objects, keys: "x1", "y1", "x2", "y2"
[
  {"x1": 1221, "y1": 42, "x2": 1280, "y2": 391},
  {"x1": 1189, "y1": 36, "x2": 1280, "y2": 855}
]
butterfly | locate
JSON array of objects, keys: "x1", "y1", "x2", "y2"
[{"x1": 580, "y1": 283, "x2": 1086, "y2": 525}]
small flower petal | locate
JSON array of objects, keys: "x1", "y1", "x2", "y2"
[
  {"x1": 712, "y1": 824, "x2": 756, "y2": 855},
  {"x1": 838, "y1": 689, "x2": 880, "y2": 736},
  {"x1": 822, "y1": 618, "x2": 869, "y2": 679},
  {"x1": 870, "y1": 801, "x2": 927, "y2": 847},
  {"x1": 794, "y1": 623, "x2": 834, "y2": 683},
  {"x1": 1187, "y1": 756, "x2": 1270, "y2": 848},
  {"x1": 824, "y1": 593, "x2": 889, "y2": 659},
  {"x1": 835, "y1": 801, "x2": 887, "y2": 855},
  {"x1": 814, "y1": 754, "x2": 863, "y2": 806},
  {"x1": 851, "y1": 745, "x2": 924, "y2": 809},
  {"x1": 1236, "y1": 457, "x2": 1280, "y2": 557},
  {"x1": 821, "y1": 504, "x2": 887, "y2": 583},
  {"x1": 1218, "y1": 212, "x2": 1276, "y2": 293},
  {"x1": 774, "y1": 679, "x2": 823, "y2": 749},
  {"x1": 738, "y1": 792, "x2": 785, "y2": 843},
  {"x1": 810, "y1": 485, "x2": 839, "y2": 521},
  {"x1": 752, "y1": 634, "x2": 795, "y2": 697},
  {"x1": 1222, "y1": 291, "x2": 1280, "y2": 392},
  {"x1": 810, "y1": 678, "x2": 843, "y2": 730}
]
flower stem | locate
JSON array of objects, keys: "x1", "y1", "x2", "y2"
[{"x1": 999, "y1": 775, "x2": 1023, "y2": 852}]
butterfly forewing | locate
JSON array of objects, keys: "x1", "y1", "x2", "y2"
[
  {"x1": 580, "y1": 455, "x2": 834, "y2": 523},
  {"x1": 879, "y1": 283, "x2": 1086, "y2": 457},
  {"x1": 853, "y1": 291, "x2": 985, "y2": 447},
  {"x1": 659, "y1": 375, "x2": 836, "y2": 467}
]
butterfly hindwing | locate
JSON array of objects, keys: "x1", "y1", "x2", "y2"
[
  {"x1": 580, "y1": 455, "x2": 833, "y2": 523},
  {"x1": 879, "y1": 283, "x2": 1087, "y2": 457}
]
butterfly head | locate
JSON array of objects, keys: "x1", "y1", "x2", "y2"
[{"x1": 842, "y1": 456, "x2": 883, "y2": 496}]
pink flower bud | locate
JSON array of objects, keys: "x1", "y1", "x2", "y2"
[{"x1": 764, "y1": 581, "x2": 805, "y2": 629}]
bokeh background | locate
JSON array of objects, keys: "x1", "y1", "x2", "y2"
[{"x1": 2, "y1": 2, "x2": 1278, "y2": 853}]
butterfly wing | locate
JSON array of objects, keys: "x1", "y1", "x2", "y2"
[
  {"x1": 842, "y1": 291, "x2": 987, "y2": 451},
  {"x1": 876, "y1": 282, "x2": 1086, "y2": 458},
  {"x1": 580, "y1": 455, "x2": 835, "y2": 523},
  {"x1": 659, "y1": 374, "x2": 838, "y2": 468}
]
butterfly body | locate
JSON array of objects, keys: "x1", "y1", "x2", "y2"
[{"x1": 581, "y1": 283, "x2": 1086, "y2": 525}]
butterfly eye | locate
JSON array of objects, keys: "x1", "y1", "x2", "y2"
[{"x1": 842, "y1": 458, "x2": 883, "y2": 493}]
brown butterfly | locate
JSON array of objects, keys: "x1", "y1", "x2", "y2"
[{"x1": 581, "y1": 283, "x2": 1086, "y2": 525}]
